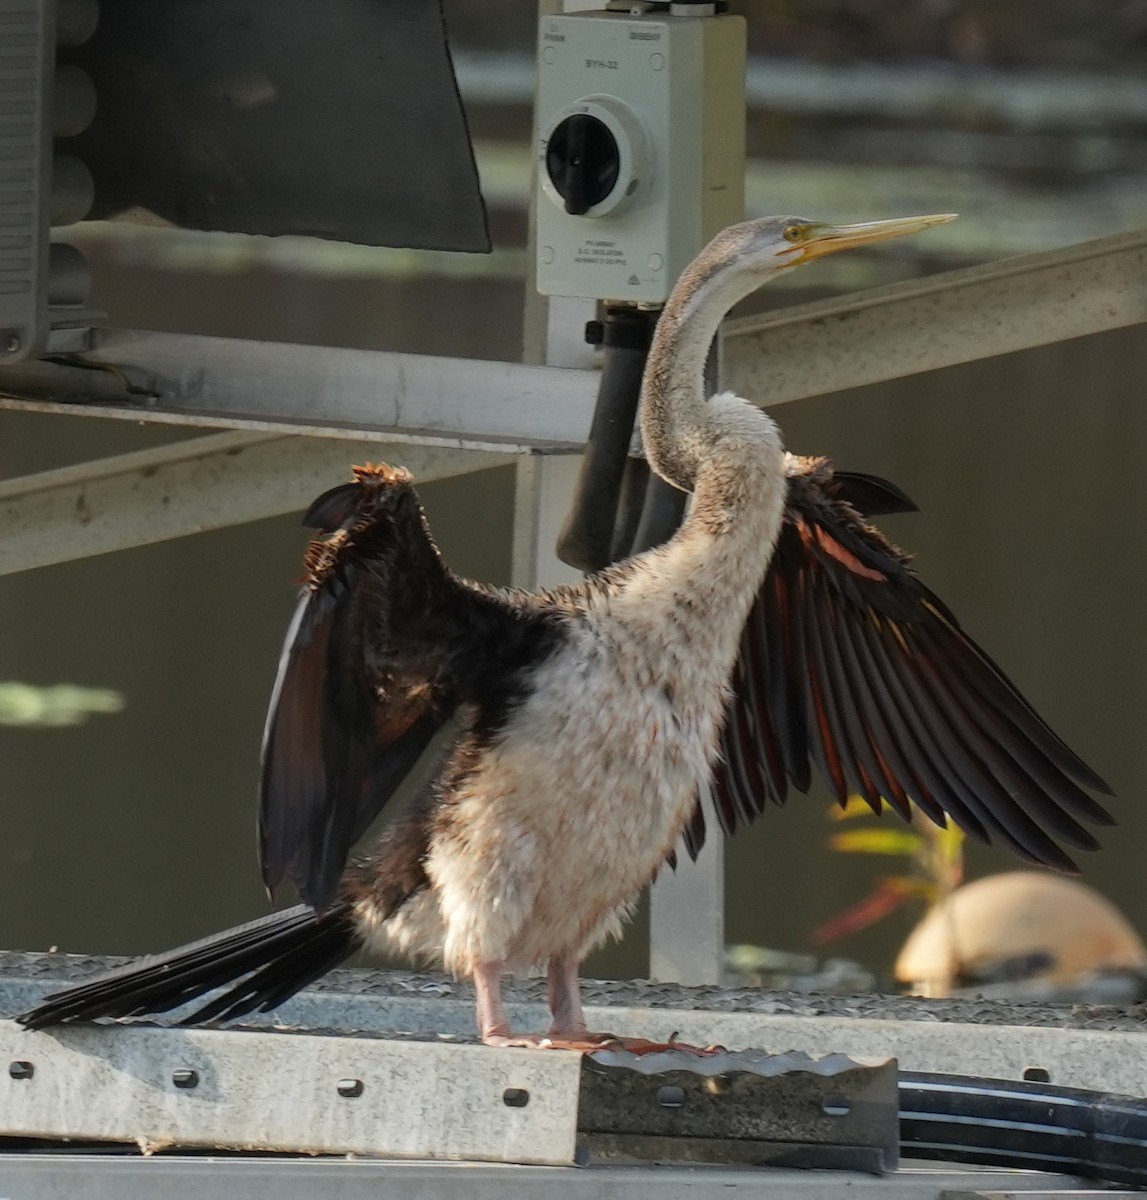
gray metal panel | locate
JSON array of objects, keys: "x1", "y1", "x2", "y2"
[
  {"x1": 67, "y1": 0, "x2": 488, "y2": 252},
  {"x1": 0, "y1": 0, "x2": 50, "y2": 361},
  {"x1": 723, "y1": 229, "x2": 1147, "y2": 407},
  {"x1": 2, "y1": 1020, "x2": 582, "y2": 1163},
  {"x1": 0, "y1": 431, "x2": 512, "y2": 575},
  {"x1": 0, "y1": 1156, "x2": 1095, "y2": 1200}
]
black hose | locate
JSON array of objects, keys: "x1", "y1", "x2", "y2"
[
  {"x1": 900, "y1": 1071, "x2": 1147, "y2": 1187},
  {"x1": 626, "y1": 472, "x2": 688, "y2": 556},
  {"x1": 609, "y1": 455, "x2": 652, "y2": 562},
  {"x1": 556, "y1": 308, "x2": 658, "y2": 573}
]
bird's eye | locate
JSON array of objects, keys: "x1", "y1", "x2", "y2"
[{"x1": 782, "y1": 224, "x2": 805, "y2": 244}]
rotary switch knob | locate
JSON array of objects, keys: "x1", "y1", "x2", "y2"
[
  {"x1": 545, "y1": 113, "x2": 620, "y2": 216},
  {"x1": 541, "y1": 95, "x2": 652, "y2": 219}
]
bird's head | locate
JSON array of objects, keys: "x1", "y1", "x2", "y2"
[{"x1": 706, "y1": 212, "x2": 956, "y2": 282}]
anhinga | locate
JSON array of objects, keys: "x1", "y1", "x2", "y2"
[{"x1": 20, "y1": 214, "x2": 1113, "y2": 1047}]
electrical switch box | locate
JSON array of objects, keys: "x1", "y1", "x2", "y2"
[{"x1": 535, "y1": 10, "x2": 746, "y2": 304}]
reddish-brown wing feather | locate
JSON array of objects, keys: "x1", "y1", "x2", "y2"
[{"x1": 708, "y1": 459, "x2": 1113, "y2": 872}]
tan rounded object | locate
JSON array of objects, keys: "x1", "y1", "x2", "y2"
[{"x1": 895, "y1": 871, "x2": 1147, "y2": 996}]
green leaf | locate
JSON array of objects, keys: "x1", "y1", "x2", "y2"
[{"x1": 0, "y1": 683, "x2": 125, "y2": 727}]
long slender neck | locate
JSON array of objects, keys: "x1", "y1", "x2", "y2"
[{"x1": 640, "y1": 258, "x2": 776, "y2": 492}]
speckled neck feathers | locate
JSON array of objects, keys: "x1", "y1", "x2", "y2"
[{"x1": 640, "y1": 225, "x2": 786, "y2": 498}]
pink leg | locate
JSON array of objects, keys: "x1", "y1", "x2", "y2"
[
  {"x1": 547, "y1": 953, "x2": 588, "y2": 1037},
  {"x1": 475, "y1": 960, "x2": 563, "y2": 1048},
  {"x1": 475, "y1": 956, "x2": 609, "y2": 1049},
  {"x1": 476, "y1": 955, "x2": 722, "y2": 1054},
  {"x1": 548, "y1": 952, "x2": 726, "y2": 1056},
  {"x1": 474, "y1": 959, "x2": 512, "y2": 1041}
]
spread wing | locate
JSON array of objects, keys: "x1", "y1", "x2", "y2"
[
  {"x1": 261, "y1": 469, "x2": 506, "y2": 913},
  {"x1": 704, "y1": 459, "x2": 1113, "y2": 871},
  {"x1": 260, "y1": 587, "x2": 443, "y2": 916}
]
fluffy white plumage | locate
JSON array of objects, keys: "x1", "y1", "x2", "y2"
[{"x1": 367, "y1": 396, "x2": 787, "y2": 976}]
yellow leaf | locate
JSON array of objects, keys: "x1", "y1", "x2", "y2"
[{"x1": 830, "y1": 829, "x2": 923, "y2": 856}]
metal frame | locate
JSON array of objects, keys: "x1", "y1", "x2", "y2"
[
  {"x1": 724, "y1": 228, "x2": 1147, "y2": 407},
  {"x1": 0, "y1": 330, "x2": 599, "y2": 450},
  {"x1": 0, "y1": 432, "x2": 512, "y2": 577},
  {"x1": 3, "y1": 1013, "x2": 904, "y2": 1168},
  {"x1": 5, "y1": 954, "x2": 1146, "y2": 1191}
]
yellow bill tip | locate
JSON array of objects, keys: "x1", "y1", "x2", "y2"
[{"x1": 798, "y1": 213, "x2": 956, "y2": 261}]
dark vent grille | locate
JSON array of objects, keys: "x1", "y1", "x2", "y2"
[{"x1": 0, "y1": 1, "x2": 48, "y2": 355}]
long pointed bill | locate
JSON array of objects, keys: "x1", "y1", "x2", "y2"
[{"x1": 795, "y1": 213, "x2": 956, "y2": 263}]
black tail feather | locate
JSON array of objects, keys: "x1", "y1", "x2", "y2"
[{"x1": 17, "y1": 904, "x2": 361, "y2": 1031}]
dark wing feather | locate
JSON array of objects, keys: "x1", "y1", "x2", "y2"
[
  {"x1": 260, "y1": 466, "x2": 530, "y2": 914},
  {"x1": 260, "y1": 587, "x2": 341, "y2": 904},
  {"x1": 831, "y1": 470, "x2": 918, "y2": 517},
  {"x1": 303, "y1": 481, "x2": 363, "y2": 531},
  {"x1": 260, "y1": 572, "x2": 448, "y2": 914},
  {"x1": 713, "y1": 460, "x2": 1113, "y2": 871}
]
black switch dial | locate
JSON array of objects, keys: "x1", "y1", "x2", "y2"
[{"x1": 545, "y1": 114, "x2": 620, "y2": 215}]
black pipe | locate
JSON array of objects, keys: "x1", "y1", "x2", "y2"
[
  {"x1": 556, "y1": 307, "x2": 659, "y2": 573},
  {"x1": 609, "y1": 455, "x2": 652, "y2": 563},
  {"x1": 900, "y1": 1071, "x2": 1147, "y2": 1187},
  {"x1": 626, "y1": 473, "x2": 688, "y2": 556}
]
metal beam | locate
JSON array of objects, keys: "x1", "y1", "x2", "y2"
[
  {"x1": 0, "y1": 432, "x2": 512, "y2": 575},
  {"x1": 511, "y1": 455, "x2": 583, "y2": 589},
  {"x1": 723, "y1": 229, "x2": 1147, "y2": 406},
  {"x1": 0, "y1": 330, "x2": 600, "y2": 451},
  {"x1": 648, "y1": 789, "x2": 725, "y2": 986},
  {"x1": 3, "y1": 1020, "x2": 581, "y2": 1163},
  {"x1": 11, "y1": 957, "x2": 1146, "y2": 1096}
]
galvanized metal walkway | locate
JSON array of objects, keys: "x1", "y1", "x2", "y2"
[{"x1": 2, "y1": 953, "x2": 1146, "y2": 1197}]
